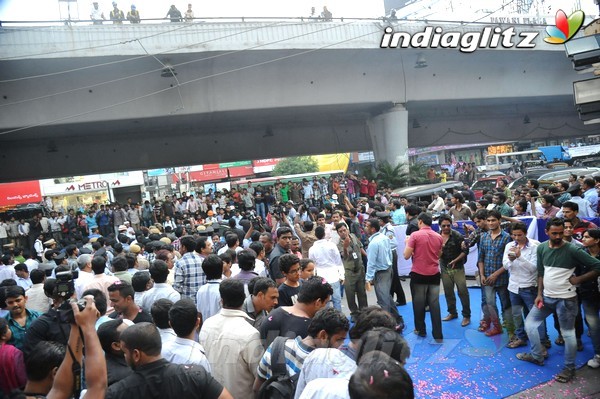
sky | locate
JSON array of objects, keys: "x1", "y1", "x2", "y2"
[
  {"x1": 1, "y1": 0, "x2": 598, "y2": 22},
  {"x1": 0, "y1": 0, "x2": 386, "y2": 22}
]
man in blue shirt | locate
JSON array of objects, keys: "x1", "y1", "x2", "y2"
[
  {"x1": 477, "y1": 210, "x2": 513, "y2": 338},
  {"x1": 364, "y1": 218, "x2": 404, "y2": 331}
]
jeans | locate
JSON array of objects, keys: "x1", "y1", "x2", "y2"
[
  {"x1": 411, "y1": 280, "x2": 443, "y2": 340},
  {"x1": 373, "y1": 267, "x2": 402, "y2": 323},
  {"x1": 329, "y1": 281, "x2": 342, "y2": 311},
  {"x1": 525, "y1": 295, "x2": 578, "y2": 369},
  {"x1": 441, "y1": 265, "x2": 471, "y2": 318},
  {"x1": 509, "y1": 287, "x2": 546, "y2": 341},
  {"x1": 255, "y1": 203, "x2": 266, "y2": 221},
  {"x1": 582, "y1": 295, "x2": 600, "y2": 355},
  {"x1": 345, "y1": 267, "x2": 368, "y2": 316},
  {"x1": 483, "y1": 284, "x2": 514, "y2": 333}
]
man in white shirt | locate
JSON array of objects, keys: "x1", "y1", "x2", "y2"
[
  {"x1": 75, "y1": 254, "x2": 95, "y2": 299},
  {"x1": 428, "y1": 191, "x2": 446, "y2": 213},
  {"x1": 14, "y1": 264, "x2": 32, "y2": 290},
  {"x1": 308, "y1": 226, "x2": 345, "y2": 311},
  {"x1": 162, "y1": 298, "x2": 211, "y2": 371},
  {"x1": 199, "y1": 279, "x2": 262, "y2": 399},
  {"x1": 25, "y1": 269, "x2": 52, "y2": 313},
  {"x1": 150, "y1": 298, "x2": 177, "y2": 346},
  {"x1": 140, "y1": 260, "x2": 181, "y2": 313},
  {"x1": 502, "y1": 221, "x2": 546, "y2": 349}
]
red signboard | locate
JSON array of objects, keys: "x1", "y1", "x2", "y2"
[
  {"x1": 252, "y1": 158, "x2": 282, "y2": 167},
  {"x1": 171, "y1": 166, "x2": 254, "y2": 183},
  {"x1": 0, "y1": 180, "x2": 42, "y2": 206}
]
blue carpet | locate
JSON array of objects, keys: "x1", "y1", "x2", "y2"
[{"x1": 397, "y1": 287, "x2": 595, "y2": 399}]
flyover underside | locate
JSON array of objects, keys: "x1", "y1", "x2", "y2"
[{"x1": 1, "y1": 46, "x2": 599, "y2": 182}]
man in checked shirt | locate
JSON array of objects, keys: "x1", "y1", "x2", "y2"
[{"x1": 173, "y1": 236, "x2": 206, "y2": 304}]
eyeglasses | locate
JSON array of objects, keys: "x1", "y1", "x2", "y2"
[{"x1": 440, "y1": 224, "x2": 451, "y2": 228}]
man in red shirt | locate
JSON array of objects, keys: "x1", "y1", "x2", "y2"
[{"x1": 404, "y1": 212, "x2": 444, "y2": 341}]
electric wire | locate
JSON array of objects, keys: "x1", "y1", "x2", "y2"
[
  {"x1": 0, "y1": 26, "x2": 380, "y2": 137},
  {"x1": 0, "y1": 20, "x2": 364, "y2": 109}
]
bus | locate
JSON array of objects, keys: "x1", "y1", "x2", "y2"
[
  {"x1": 483, "y1": 150, "x2": 545, "y2": 172},
  {"x1": 231, "y1": 170, "x2": 345, "y2": 190}
]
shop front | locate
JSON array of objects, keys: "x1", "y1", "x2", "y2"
[{"x1": 40, "y1": 172, "x2": 144, "y2": 211}]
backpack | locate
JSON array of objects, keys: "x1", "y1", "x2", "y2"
[{"x1": 256, "y1": 336, "x2": 298, "y2": 399}]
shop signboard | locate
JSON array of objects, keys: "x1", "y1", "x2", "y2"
[
  {"x1": 172, "y1": 166, "x2": 253, "y2": 183},
  {"x1": 253, "y1": 158, "x2": 282, "y2": 173},
  {"x1": 40, "y1": 171, "x2": 144, "y2": 195},
  {"x1": 0, "y1": 180, "x2": 42, "y2": 206}
]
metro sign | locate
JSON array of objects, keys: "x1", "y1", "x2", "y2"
[{"x1": 65, "y1": 180, "x2": 121, "y2": 192}]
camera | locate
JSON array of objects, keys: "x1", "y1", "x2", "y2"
[
  {"x1": 57, "y1": 298, "x2": 87, "y2": 324},
  {"x1": 54, "y1": 271, "x2": 76, "y2": 299}
]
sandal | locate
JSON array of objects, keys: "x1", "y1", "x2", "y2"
[
  {"x1": 554, "y1": 367, "x2": 575, "y2": 383},
  {"x1": 516, "y1": 352, "x2": 544, "y2": 366},
  {"x1": 555, "y1": 336, "x2": 565, "y2": 345},
  {"x1": 507, "y1": 338, "x2": 527, "y2": 349}
]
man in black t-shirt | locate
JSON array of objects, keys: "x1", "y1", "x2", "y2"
[
  {"x1": 106, "y1": 323, "x2": 229, "y2": 399},
  {"x1": 266, "y1": 227, "x2": 293, "y2": 286},
  {"x1": 107, "y1": 281, "x2": 154, "y2": 324},
  {"x1": 259, "y1": 276, "x2": 333, "y2": 348}
]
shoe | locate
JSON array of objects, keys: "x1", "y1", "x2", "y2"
[
  {"x1": 478, "y1": 320, "x2": 490, "y2": 332},
  {"x1": 461, "y1": 317, "x2": 471, "y2": 327},
  {"x1": 587, "y1": 354, "x2": 600, "y2": 369},
  {"x1": 485, "y1": 324, "x2": 503, "y2": 337},
  {"x1": 413, "y1": 329, "x2": 426, "y2": 338},
  {"x1": 555, "y1": 335, "x2": 565, "y2": 346},
  {"x1": 554, "y1": 367, "x2": 575, "y2": 383},
  {"x1": 507, "y1": 338, "x2": 528, "y2": 349},
  {"x1": 577, "y1": 340, "x2": 584, "y2": 352},
  {"x1": 541, "y1": 338, "x2": 552, "y2": 349},
  {"x1": 516, "y1": 352, "x2": 544, "y2": 366},
  {"x1": 443, "y1": 314, "x2": 458, "y2": 321}
]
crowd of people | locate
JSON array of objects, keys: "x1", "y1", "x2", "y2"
[{"x1": 0, "y1": 168, "x2": 599, "y2": 398}]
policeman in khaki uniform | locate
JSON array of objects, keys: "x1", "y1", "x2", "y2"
[
  {"x1": 378, "y1": 212, "x2": 407, "y2": 306},
  {"x1": 336, "y1": 223, "x2": 368, "y2": 320}
]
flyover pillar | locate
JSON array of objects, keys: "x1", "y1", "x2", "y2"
[{"x1": 367, "y1": 104, "x2": 409, "y2": 167}]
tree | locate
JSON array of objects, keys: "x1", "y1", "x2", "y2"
[
  {"x1": 375, "y1": 161, "x2": 430, "y2": 189},
  {"x1": 272, "y1": 156, "x2": 319, "y2": 176}
]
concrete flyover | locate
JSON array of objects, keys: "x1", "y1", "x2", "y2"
[{"x1": 0, "y1": 18, "x2": 597, "y2": 182}]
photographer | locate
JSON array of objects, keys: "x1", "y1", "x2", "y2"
[{"x1": 46, "y1": 295, "x2": 107, "y2": 399}]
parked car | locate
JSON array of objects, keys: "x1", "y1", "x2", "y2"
[
  {"x1": 471, "y1": 177, "x2": 506, "y2": 200},
  {"x1": 391, "y1": 181, "x2": 464, "y2": 202},
  {"x1": 508, "y1": 167, "x2": 600, "y2": 189}
]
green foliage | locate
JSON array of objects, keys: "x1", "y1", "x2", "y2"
[
  {"x1": 375, "y1": 161, "x2": 430, "y2": 189},
  {"x1": 272, "y1": 156, "x2": 319, "y2": 176}
]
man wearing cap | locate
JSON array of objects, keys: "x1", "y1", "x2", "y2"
[
  {"x1": 110, "y1": 2, "x2": 124, "y2": 23},
  {"x1": 90, "y1": 1, "x2": 105, "y2": 24},
  {"x1": 127, "y1": 4, "x2": 140, "y2": 23}
]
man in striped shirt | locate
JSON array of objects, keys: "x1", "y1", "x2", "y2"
[
  {"x1": 253, "y1": 307, "x2": 349, "y2": 394},
  {"x1": 173, "y1": 236, "x2": 205, "y2": 304}
]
